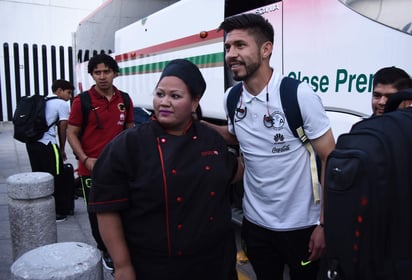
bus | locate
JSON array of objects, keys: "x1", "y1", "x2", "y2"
[{"x1": 74, "y1": 0, "x2": 412, "y2": 139}]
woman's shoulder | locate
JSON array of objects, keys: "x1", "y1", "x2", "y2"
[
  {"x1": 109, "y1": 122, "x2": 154, "y2": 151},
  {"x1": 125, "y1": 121, "x2": 153, "y2": 136}
]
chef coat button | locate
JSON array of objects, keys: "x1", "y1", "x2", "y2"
[
  {"x1": 204, "y1": 165, "x2": 211, "y2": 171},
  {"x1": 209, "y1": 216, "x2": 214, "y2": 222},
  {"x1": 177, "y1": 224, "x2": 183, "y2": 230},
  {"x1": 210, "y1": 191, "x2": 215, "y2": 197},
  {"x1": 171, "y1": 169, "x2": 177, "y2": 175},
  {"x1": 177, "y1": 250, "x2": 183, "y2": 256},
  {"x1": 176, "y1": 196, "x2": 183, "y2": 203},
  {"x1": 192, "y1": 135, "x2": 198, "y2": 140},
  {"x1": 161, "y1": 138, "x2": 167, "y2": 143}
]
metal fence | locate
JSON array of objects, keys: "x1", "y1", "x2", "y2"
[{"x1": 0, "y1": 42, "x2": 74, "y2": 122}]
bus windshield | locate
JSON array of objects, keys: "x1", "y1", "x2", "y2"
[{"x1": 339, "y1": 0, "x2": 412, "y2": 35}]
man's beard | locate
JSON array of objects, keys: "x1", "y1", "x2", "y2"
[{"x1": 232, "y1": 60, "x2": 261, "y2": 82}]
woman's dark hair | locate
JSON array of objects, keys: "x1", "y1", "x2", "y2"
[{"x1": 192, "y1": 105, "x2": 203, "y2": 121}]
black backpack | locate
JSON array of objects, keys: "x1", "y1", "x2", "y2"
[
  {"x1": 227, "y1": 77, "x2": 321, "y2": 203},
  {"x1": 227, "y1": 77, "x2": 302, "y2": 139},
  {"x1": 13, "y1": 95, "x2": 58, "y2": 143},
  {"x1": 77, "y1": 90, "x2": 131, "y2": 138},
  {"x1": 324, "y1": 109, "x2": 412, "y2": 280}
]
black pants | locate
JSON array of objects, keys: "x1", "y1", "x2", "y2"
[
  {"x1": 81, "y1": 176, "x2": 108, "y2": 253},
  {"x1": 26, "y1": 141, "x2": 64, "y2": 214},
  {"x1": 132, "y1": 230, "x2": 238, "y2": 280},
  {"x1": 241, "y1": 218, "x2": 319, "y2": 280}
]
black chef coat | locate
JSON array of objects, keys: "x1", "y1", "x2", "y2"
[{"x1": 89, "y1": 120, "x2": 238, "y2": 279}]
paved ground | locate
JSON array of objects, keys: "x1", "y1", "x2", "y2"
[
  {"x1": 0, "y1": 122, "x2": 113, "y2": 279},
  {"x1": 0, "y1": 121, "x2": 256, "y2": 280}
]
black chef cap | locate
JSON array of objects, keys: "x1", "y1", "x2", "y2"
[{"x1": 159, "y1": 59, "x2": 206, "y2": 98}]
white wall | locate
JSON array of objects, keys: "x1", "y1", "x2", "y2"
[
  {"x1": 0, "y1": 0, "x2": 105, "y2": 46},
  {"x1": 0, "y1": 0, "x2": 105, "y2": 122}
]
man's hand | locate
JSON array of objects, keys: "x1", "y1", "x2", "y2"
[{"x1": 308, "y1": 225, "x2": 325, "y2": 261}]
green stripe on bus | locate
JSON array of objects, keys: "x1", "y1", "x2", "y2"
[{"x1": 118, "y1": 52, "x2": 224, "y2": 76}]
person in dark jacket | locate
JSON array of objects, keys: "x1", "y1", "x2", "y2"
[{"x1": 89, "y1": 59, "x2": 243, "y2": 280}]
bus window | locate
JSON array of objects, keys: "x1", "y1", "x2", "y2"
[{"x1": 338, "y1": 0, "x2": 412, "y2": 35}]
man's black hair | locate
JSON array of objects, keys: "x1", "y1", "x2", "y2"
[
  {"x1": 87, "y1": 53, "x2": 119, "y2": 74},
  {"x1": 51, "y1": 79, "x2": 74, "y2": 92},
  {"x1": 373, "y1": 66, "x2": 410, "y2": 88},
  {"x1": 393, "y1": 78, "x2": 412, "y2": 91},
  {"x1": 218, "y1": 13, "x2": 274, "y2": 46}
]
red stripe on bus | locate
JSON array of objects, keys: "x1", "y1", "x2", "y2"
[{"x1": 115, "y1": 29, "x2": 223, "y2": 62}]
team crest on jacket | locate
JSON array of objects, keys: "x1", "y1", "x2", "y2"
[
  {"x1": 118, "y1": 103, "x2": 126, "y2": 112},
  {"x1": 270, "y1": 111, "x2": 285, "y2": 130}
]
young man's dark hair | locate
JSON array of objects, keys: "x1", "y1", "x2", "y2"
[
  {"x1": 219, "y1": 13, "x2": 274, "y2": 45},
  {"x1": 393, "y1": 78, "x2": 412, "y2": 91},
  {"x1": 51, "y1": 79, "x2": 75, "y2": 92},
  {"x1": 87, "y1": 53, "x2": 119, "y2": 74},
  {"x1": 371, "y1": 66, "x2": 410, "y2": 116},
  {"x1": 373, "y1": 66, "x2": 410, "y2": 88}
]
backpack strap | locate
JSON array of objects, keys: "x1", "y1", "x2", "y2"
[
  {"x1": 280, "y1": 77, "x2": 320, "y2": 204},
  {"x1": 226, "y1": 78, "x2": 305, "y2": 137},
  {"x1": 227, "y1": 82, "x2": 243, "y2": 131},
  {"x1": 119, "y1": 91, "x2": 131, "y2": 114},
  {"x1": 118, "y1": 91, "x2": 132, "y2": 129},
  {"x1": 79, "y1": 91, "x2": 93, "y2": 139},
  {"x1": 79, "y1": 90, "x2": 131, "y2": 137},
  {"x1": 226, "y1": 77, "x2": 320, "y2": 203},
  {"x1": 46, "y1": 96, "x2": 59, "y2": 101},
  {"x1": 45, "y1": 96, "x2": 60, "y2": 129},
  {"x1": 280, "y1": 77, "x2": 304, "y2": 140}
]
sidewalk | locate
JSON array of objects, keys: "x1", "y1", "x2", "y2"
[
  {"x1": 0, "y1": 121, "x2": 257, "y2": 280},
  {"x1": 0, "y1": 122, "x2": 113, "y2": 279}
]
